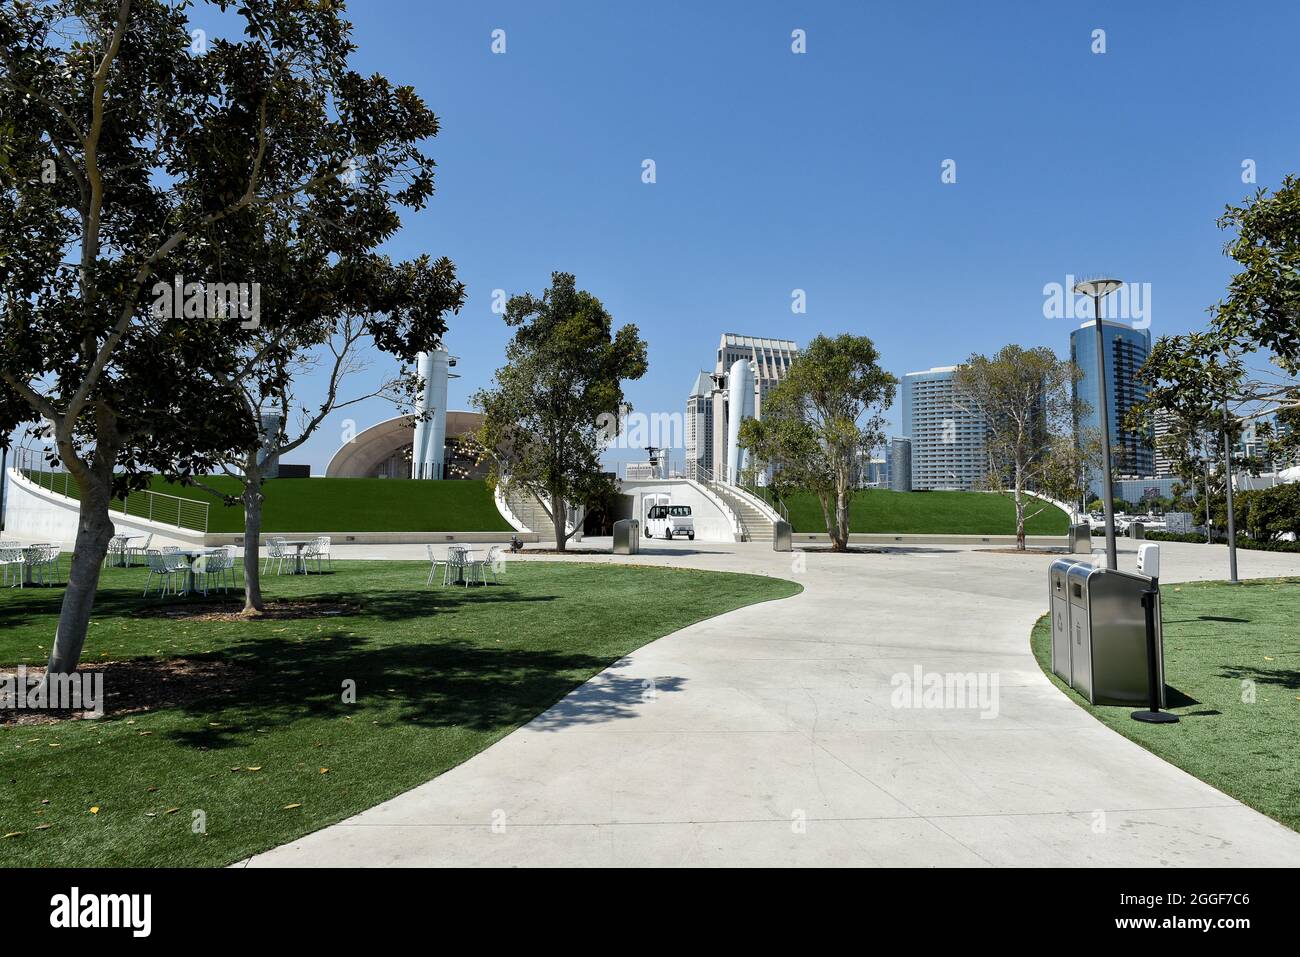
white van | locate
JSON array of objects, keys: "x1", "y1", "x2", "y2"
[{"x1": 645, "y1": 504, "x2": 694, "y2": 540}]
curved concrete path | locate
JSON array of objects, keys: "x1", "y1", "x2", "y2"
[{"x1": 243, "y1": 539, "x2": 1300, "y2": 867}]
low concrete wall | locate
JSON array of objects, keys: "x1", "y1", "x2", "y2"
[{"x1": 793, "y1": 532, "x2": 1069, "y2": 547}]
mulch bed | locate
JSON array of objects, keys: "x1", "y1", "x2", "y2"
[
  {"x1": 0, "y1": 657, "x2": 253, "y2": 725},
  {"x1": 131, "y1": 599, "x2": 360, "y2": 622}
]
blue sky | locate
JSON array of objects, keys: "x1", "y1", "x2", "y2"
[{"x1": 242, "y1": 1, "x2": 1300, "y2": 470}]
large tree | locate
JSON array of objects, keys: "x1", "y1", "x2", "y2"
[
  {"x1": 953, "y1": 345, "x2": 1090, "y2": 550},
  {"x1": 1137, "y1": 175, "x2": 1300, "y2": 470},
  {"x1": 739, "y1": 334, "x2": 895, "y2": 552},
  {"x1": 183, "y1": 254, "x2": 463, "y2": 615},
  {"x1": 472, "y1": 272, "x2": 647, "y2": 551},
  {"x1": 0, "y1": 0, "x2": 448, "y2": 673}
]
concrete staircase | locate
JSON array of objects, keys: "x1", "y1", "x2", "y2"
[
  {"x1": 502, "y1": 487, "x2": 580, "y2": 542},
  {"x1": 706, "y1": 482, "x2": 777, "y2": 543}
]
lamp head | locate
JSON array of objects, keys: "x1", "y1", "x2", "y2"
[{"x1": 1073, "y1": 278, "x2": 1123, "y2": 298}]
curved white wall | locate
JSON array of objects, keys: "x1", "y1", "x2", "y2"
[
  {"x1": 2, "y1": 469, "x2": 204, "y2": 548},
  {"x1": 620, "y1": 479, "x2": 738, "y2": 543}
]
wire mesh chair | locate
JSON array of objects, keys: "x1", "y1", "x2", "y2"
[
  {"x1": 128, "y1": 533, "x2": 153, "y2": 566},
  {"x1": 264, "y1": 537, "x2": 288, "y2": 576},
  {"x1": 0, "y1": 543, "x2": 24, "y2": 587},
  {"x1": 483, "y1": 545, "x2": 504, "y2": 584},
  {"x1": 443, "y1": 545, "x2": 467, "y2": 586},
  {"x1": 143, "y1": 550, "x2": 176, "y2": 597},
  {"x1": 104, "y1": 535, "x2": 129, "y2": 568}
]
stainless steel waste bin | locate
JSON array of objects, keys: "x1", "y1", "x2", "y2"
[
  {"x1": 1048, "y1": 558, "x2": 1091, "y2": 683},
  {"x1": 612, "y1": 519, "x2": 640, "y2": 555},
  {"x1": 1129, "y1": 521, "x2": 1145, "y2": 540},
  {"x1": 772, "y1": 520, "x2": 792, "y2": 552},
  {"x1": 1069, "y1": 523, "x2": 1091, "y2": 553},
  {"x1": 1065, "y1": 565, "x2": 1165, "y2": 706}
]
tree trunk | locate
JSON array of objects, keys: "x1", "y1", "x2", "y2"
[
  {"x1": 551, "y1": 489, "x2": 567, "y2": 552},
  {"x1": 1014, "y1": 469, "x2": 1026, "y2": 551},
  {"x1": 817, "y1": 492, "x2": 835, "y2": 549},
  {"x1": 242, "y1": 458, "x2": 266, "y2": 615},
  {"x1": 832, "y1": 482, "x2": 850, "y2": 552},
  {"x1": 45, "y1": 474, "x2": 114, "y2": 676}
]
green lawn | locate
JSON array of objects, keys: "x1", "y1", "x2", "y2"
[
  {"x1": 28, "y1": 473, "x2": 513, "y2": 533},
  {"x1": 0, "y1": 560, "x2": 799, "y2": 866},
  {"x1": 769, "y1": 488, "x2": 1069, "y2": 535},
  {"x1": 1031, "y1": 578, "x2": 1300, "y2": 833}
]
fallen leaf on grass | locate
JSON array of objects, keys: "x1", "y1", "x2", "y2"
[
  {"x1": 245, "y1": 766, "x2": 262, "y2": 772},
  {"x1": 2, "y1": 832, "x2": 23, "y2": 839},
  {"x1": 34, "y1": 824, "x2": 51, "y2": 831},
  {"x1": 89, "y1": 806, "x2": 99, "y2": 814},
  {"x1": 165, "y1": 808, "x2": 179, "y2": 815},
  {"x1": 282, "y1": 803, "x2": 302, "y2": 810},
  {"x1": 319, "y1": 768, "x2": 329, "y2": 774}
]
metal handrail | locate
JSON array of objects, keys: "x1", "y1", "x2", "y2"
[{"x1": 9, "y1": 437, "x2": 210, "y2": 533}]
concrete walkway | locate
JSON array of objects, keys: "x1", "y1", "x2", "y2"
[{"x1": 242, "y1": 539, "x2": 1300, "y2": 867}]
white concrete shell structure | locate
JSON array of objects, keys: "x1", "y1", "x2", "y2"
[{"x1": 325, "y1": 411, "x2": 485, "y2": 480}]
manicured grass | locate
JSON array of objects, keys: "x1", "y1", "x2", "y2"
[
  {"x1": 28, "y1": 472, "x2": 513, "y2": 533},
  {"x1": 1031, "y1": 578, "x2": 1300, "y2": 833},
  {"x1": 0, "y1": 560, "x2": 799, "y2": 866},
  {"x1": 768, "y1": 488, "x2": 1069, "y2": 535}
]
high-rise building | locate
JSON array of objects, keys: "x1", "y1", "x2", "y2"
[
  {"x1": 685, "y1": 334, "x2": 798, "y2": 482},
  {"x1": 900, "y1": 367, "x2": 987, "y2": 490},
  {"x1": 1070, "y1": 320, "x2": 1153, "y2": 494},
  {"x1": 1152, "y1": 408, "x2": 1179, "y2": 478},
  {"x1": 685, "y1": 371, "x2": 715, "y2": 477}
]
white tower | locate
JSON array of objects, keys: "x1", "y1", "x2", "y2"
[
  {"x1": 411, "y1": 348, "x2": 450, "y2": 480},
  {"x1": 725, "y1": 358, "x2": 755, "y2": 484}
]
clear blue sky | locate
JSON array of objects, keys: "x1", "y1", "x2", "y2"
[{"x1": 193, "y1": 1, "x2": 1300, "y2": 470}]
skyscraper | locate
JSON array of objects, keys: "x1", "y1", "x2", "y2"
[
  {"x1": 900, "y1": 366, "x2": 986, "y2": 490},
  {"x1": 685, "y1": 334, "x2": 799, "y2": 482},
  {"x1": 1070, "y1": 319, "x2": 1153, "y2": 494}
]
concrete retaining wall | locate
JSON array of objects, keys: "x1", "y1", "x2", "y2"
[{"x1": 3, "y1": 469, "x2": 205, "y2": 548}]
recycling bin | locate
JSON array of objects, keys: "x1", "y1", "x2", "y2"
[
  {"x1": 772, "y1": 520, "x2": 792, "y2": 552},
  {"x1": 1048, "y1": 558, "x2": 1091, "y2": 683},
  {"x1": 612, "y1": 519, "x2": 640, "y2": 555},
  {"x1": 1068, "y1": 523, "x2": 1091, "y2": 554},
  {"x1": 1065, "y1": 564, "x2": 1165, "y2": 706}
]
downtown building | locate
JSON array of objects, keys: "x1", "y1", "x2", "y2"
[
  {"x1": 900, "y1": 367, "x2": 987, "y2": 490},
  {"x1": 685, "y1": 334, "x2": 799, "y2": 483},
  {"x1": 1070, "y1": 319, "x2": 1154, "y2": 496}
]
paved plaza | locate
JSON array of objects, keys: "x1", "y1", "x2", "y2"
[{"x1": 242, "y1": 540, "x2": 1300, "y2": 867}]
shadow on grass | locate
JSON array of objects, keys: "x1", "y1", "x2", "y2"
[
  {"x1": 158, "y1": 614, "x2": 679, "y2": 749},
  {"x1": 1214, "y1": 665, "x2": 1300, "y2": 691}
]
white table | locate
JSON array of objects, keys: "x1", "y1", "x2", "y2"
[{"x1": 280, "y1": 540, "x2": 313, "y2": 575}]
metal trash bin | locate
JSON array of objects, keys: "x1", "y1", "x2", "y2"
[
  {"x1": 612, "y1": 519, "x2": 640, "y2": 555},
  {"x1": 1064, "y1": 564, "x2": 1165, "y2": 706},
  {"x1": 772, "y1": 520, "x2": 792, "y2": 552},
  {"x1": 1048, "y1": 558, "x2": 1091, "y2": 683},
  {"x1": 1129, "y1": 521, "x2": 1145, "y2": 540},
  {"x1": 1068, "y1": 523, "x2": 1091, "y2": 553}
]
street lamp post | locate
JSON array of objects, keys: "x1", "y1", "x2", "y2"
[
  {"x1": 1074, "y1": 278, "x2": 1124, "y2": 570},
  {"x1": 1221, "y1": 400, "x2": 1240, "y2": 584}
]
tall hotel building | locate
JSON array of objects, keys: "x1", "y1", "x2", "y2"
[
  {"x1": 900, "y1": 366, "x2": 988, "y2": 490},
  {"x1": 686, "y1": 334, "x2": 799, "y2": 481},
  {"x1": 1070, "y1": 319, "x2": 1154, "y2": 494}
]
